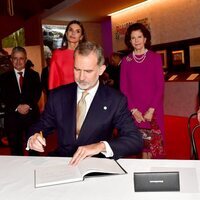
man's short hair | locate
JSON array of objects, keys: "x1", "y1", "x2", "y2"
[
  {"x1": 11, "y1": 46, "x2": 27, "y2": 57},
  {"x1": 74, "y1": 41, "x2": 105, "y2": 66}
]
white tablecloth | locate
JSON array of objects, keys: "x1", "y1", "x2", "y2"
[{"x1": 0, "y1": 156, "x2": 200, "y2": 200}]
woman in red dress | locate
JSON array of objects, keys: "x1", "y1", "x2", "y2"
[{"x1": 49, "y1": 20, "x2": 86, "y2": 90}]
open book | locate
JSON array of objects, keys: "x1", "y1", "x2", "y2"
[{"x1": 34, "y1": 157, "x2": 126, "y2": 188}]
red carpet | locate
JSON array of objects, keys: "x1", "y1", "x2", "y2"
[{"x1": 164, "y1": 115, "x2": 198, "y2": 159}]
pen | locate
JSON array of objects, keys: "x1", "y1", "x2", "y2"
[
  {"x1": 39, "y1": 131, "x2": 46, "y2": 149},
  {"x1": 40, "y1": 131, "x2": 43, "y2": 139}
]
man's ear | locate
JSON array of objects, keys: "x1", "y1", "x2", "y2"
[{"x1": 99, "y1": 64, "x2": 106, "y2": 75}]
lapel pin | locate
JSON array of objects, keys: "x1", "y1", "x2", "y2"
[{"x1": 103, "y1": 106, "x2": 107, "y2": 110}]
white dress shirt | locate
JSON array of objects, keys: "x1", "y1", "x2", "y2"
[
  {"x1": 14, "y1": 68, "x2": 25, "y2": 93},
  {"x1": 14, "y1": 68, "x2": 26, "y2": 113},
  {"x1": 77, "y1": 81, "x2": 114, "y2": 157}
]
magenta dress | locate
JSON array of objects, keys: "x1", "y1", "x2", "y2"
[{"x1": 120, "y1": 50, "x2": 165, "y2": 139}]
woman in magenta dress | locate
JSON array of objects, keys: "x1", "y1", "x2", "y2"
[
  {"x1": 120, "y1": 23, "x2": 164, "y2": 159},
  {"x1": 49, "y1": 20, "x2": 86, "y2": 90}
]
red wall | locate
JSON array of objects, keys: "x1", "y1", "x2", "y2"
[
  {"x1": 24, "y1": 15, "x2": 43, "y2": 46},
  {"x1": 0, "y1": 16, "x2": 24, "y2": 44},
  {"x1": 0, "y1": 14, "x2": 43, "y2": 47}
]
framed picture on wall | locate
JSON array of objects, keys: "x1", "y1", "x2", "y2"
[
  {"x1": 156, "y1": 50, "x2": 167, "y2": 69},
  {"x1": 189, "y1": 44, "x2": 200, "y2": 67},
  {"x1": 172, "y1": 50, "x2": 185, "y2": 66}
]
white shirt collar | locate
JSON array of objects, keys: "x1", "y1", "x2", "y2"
[
  {"x1": 14, "y1": 68, "x2": 25, "y2": 76},
  {"x1": 77, "y1": 81, "x2": 99, "y2": 96},
  {"x1": 77, "y1": 81, "x2": 99, "y2": 102}
]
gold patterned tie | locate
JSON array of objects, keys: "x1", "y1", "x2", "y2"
[{"x1": 76, "y1": 91, "x2": 88, "y2": 138}]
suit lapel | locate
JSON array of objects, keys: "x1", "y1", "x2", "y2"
[
  {"x1": 21, "y1": 68, "x2": 29, "y2": 92},
  {"x1": 62, "y1": 84, "x2": 77, "y2": 141},
  {"x1": 11, "y1": 70, "x2": 21, "y2": 94},
  {"x1": 22, "y1": 68, "x2": 27, "y2": 91}
]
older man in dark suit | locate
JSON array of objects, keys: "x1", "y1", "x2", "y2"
[
  {"x1": 27, "y1": 41, "x2": 143, "y2": 165},
  {"x1": 0, "y1": 46, "x2": 41, "y2": 155}
]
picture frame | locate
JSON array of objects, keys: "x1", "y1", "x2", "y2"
[
  {"x1": 189, "y1": 44, "x2": 200, "y2": 67},
  {"x1": 156, "y1": 50, "x2": 167, "y2": 69},
  {"x1": 172, "y1": 50, "x2": 185, "y2": 66}
]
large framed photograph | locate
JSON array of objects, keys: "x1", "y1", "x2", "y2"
[
  {"x1": 172, "y1": 50, "x2": 185, "y2": 65},
  {"x1": 156, "y1": 50, "x2": 167, "y2": 69},
  {"x1": 189, "y1": 44, "x2": 200, "y2": 67}
]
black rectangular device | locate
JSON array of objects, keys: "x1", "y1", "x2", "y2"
[{"x1": 134, "y1": 171, "x2": 180, "y2": 192}]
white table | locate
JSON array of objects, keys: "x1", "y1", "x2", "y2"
[{"x1": 0, "y1": 156, "x2": 200, "y2": 200}]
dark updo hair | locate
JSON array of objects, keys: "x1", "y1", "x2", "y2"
[
  {"x1": 124, "y1": 23, "x2": 151, "y2": 51},
  {"x1": 61, "y1": 20, "x2": 86, "y2": 48}
]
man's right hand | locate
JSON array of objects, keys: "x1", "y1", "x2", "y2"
[{"x1": 28, "y1": 133, "x2": 46, "y2": 152}]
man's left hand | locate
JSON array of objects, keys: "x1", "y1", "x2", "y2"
[{"x1": 69, "y1": 142, "x2": 105, "y2": 166}]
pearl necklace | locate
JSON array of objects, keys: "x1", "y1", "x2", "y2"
[{"x1": 132, "y1": 49, "x2": 148, "y2": 63}]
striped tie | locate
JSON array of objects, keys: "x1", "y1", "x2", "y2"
[
  {"x1": 76, "y1": 91, "x2": 88, "y2": 138},
  {"x1": 18, "y1": 72, "x2": 23, "y2": 91}
]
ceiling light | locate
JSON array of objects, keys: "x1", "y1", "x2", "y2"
[{"x1": 108, "y1": 0, "x2": 149, "y2": 16}]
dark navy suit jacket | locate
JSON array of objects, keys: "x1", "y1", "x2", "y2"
[
  {"x1": 29, "y1": 82, "x2": 143, "y2": 159},
  {"x1": 0, "y1": 68, "x2": 41, "y2": 133}
]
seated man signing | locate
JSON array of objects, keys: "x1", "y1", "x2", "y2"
[{"x1": 27, "y1": 41, "x2": 143, "y2": 165}]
